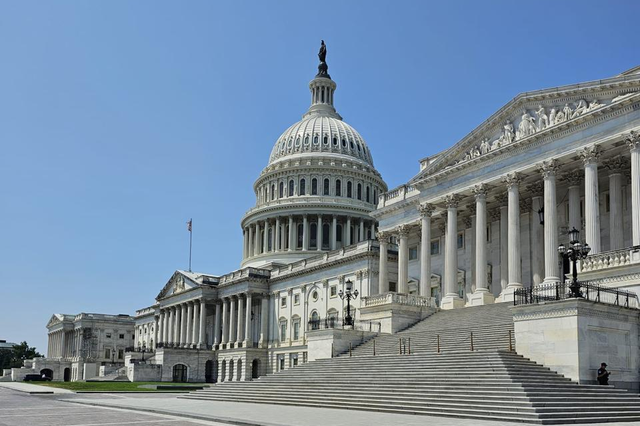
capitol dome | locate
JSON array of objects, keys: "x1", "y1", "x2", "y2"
[{"x1": 240, "y1": 43, "x2": 387, "y2": 268}]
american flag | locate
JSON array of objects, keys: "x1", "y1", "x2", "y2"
[{"x1": 186, "y1": 219, "x2": 192, "y2": 232}]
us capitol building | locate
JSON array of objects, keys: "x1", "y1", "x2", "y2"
[{"x1": 8, "y1": 45, "x2": 640, "y2": 384}]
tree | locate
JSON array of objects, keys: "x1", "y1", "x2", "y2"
[{"x1": 0, "y1": 342, "x2": 42, "y2": 370}]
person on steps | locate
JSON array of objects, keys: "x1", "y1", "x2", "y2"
[{"x1": 597, "y1": 362, "x2": 610, "y2": 385}]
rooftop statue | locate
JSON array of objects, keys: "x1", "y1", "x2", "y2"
[{"x1": 316, "y1": 40, "x2": 330, "y2": 78}]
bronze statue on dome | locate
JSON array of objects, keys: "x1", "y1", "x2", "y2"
[{"x1": 316, "y1": 40, "x2": 330, "y2": 78}]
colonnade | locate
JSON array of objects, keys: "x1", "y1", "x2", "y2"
[
  {"x1": 158, "y1": 299, "x2": 207, "y2": 349},
  {"x1": 378, "y1": 136, "x2": 640, "y2": 307},
  {"x1": 47, "y1": 328, "x2": 83, "y2": 359},
  {"x1": 216, "y1": 292, "x2": 269, "y2": 349},
  {"x1": 242, "y1": 214, "x2": 375, "y2": 260}
]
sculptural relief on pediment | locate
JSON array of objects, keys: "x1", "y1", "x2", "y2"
[{"x1": 444, "y1": 93, "x2": 635, "y2": 169}]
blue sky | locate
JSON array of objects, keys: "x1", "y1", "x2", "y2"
[{"x1": 1, "y1": 1, "x2": 638, "y2": 353}]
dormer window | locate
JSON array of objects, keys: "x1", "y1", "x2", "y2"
[{"x1": 333, "y1": 137, "x2": 338, "y2": 146}]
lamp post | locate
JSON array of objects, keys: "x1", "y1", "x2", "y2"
[
  {"x1": 338, "y1": 279, "x2": 359, "y2": 326},
  {"x1": 141, "y1": 343, "x2": 146, "y2": 363},
  {"x1": 558, "y1": 227, "x2": 591, "y2": 298}
]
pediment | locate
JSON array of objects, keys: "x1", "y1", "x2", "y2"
[
  {"x1": 411, "y1": 75, "x2": 640, "y2": 184},
  {"x1": 156, "y1": 270, "x2": 199, "y2": 300},
  {"x1": 46, "y1": 314, "x2": 64, "y2": 328}
]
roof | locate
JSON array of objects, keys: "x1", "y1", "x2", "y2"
[{"x1": 0, "y1": 340, "x2": 17, "y2": 350}]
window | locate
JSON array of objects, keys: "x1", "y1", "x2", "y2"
[
  {"x1": 389, "y1": 282, "x2": 397, "y2": 292},
  {"x1": 486, "y1": 225, "x2": 491, "y2": 243},
  {"x1": 311, "y1": 178, "x2": 318, "y2": 195},
  {"x1": 457, "y1": 232, "x2": 465, "y2": 250},
  {"x1": 299, "y1": 178, "x2": 306, "y2": 196},
  {"x1": 288, "y1": 180, "x2": 294, "y2": 197},
  {"x1": 297, "y1": 224, "x2": 304, "y2": 248},
  {"x1": 605, "y1": 192, "x2": 610, "y2": 213},
  {"x1": 271, "y1": 184, "x2": 275, "y2": 200},
  {"x1": 131, "y1": 334, "x2": 135, "y2": 340},
  {"x1": 279, "y1": 357, "x2": 285, "y2": 370},
  {"x1": 322, "y1": 224, "x2": 330, "y2": 249},
  {"x1": 119, "y1": 334, "x2": 124, "y2": 339},
  {"x1": 342, "y1": 138, "x2": 346, "y2": 148},
  {"x1": 118, "y1": 349, "x2": 124, "y2": 359},
  {"x1": 293, "y1": 357, "x2": 299, "y2": 366},
  {"x1": 357, "y1": 183, "x2": 362, "y2": 200},
  {"x1": 409, "y1": 246, "x2": 418, "y2": 261},
  {"x1": 332, "y1": 137, "x2": 338, "y2": 146},
  {"x1": 294, "y1": 294, "x2": 300, "y2": 305},
  {"x1": 310, "y1": 311, "x2": 320, "y2": 329},
  {"x1": 330, "y1": 286, "x2": 337, "y2": 297},
  {"x1": 323, "y1": 178, "x2": 330, "y2": 195},
  {"x1": 347, "y1": 181, "x2": 353, "y2": 198},
  {"x1": 312, "y1": 291, "x2": 319, "y2": 301},
  {"x1": 105, "y1": 349, "x2": 111, "y2": 359},
  {"x1": 313, "y1": 136, "x2": 318, "y2": 144},
  {"x1": 337, "y1": 225, "x2": 343, "y2": 242},
  {"x1": 430, "y1": 239, "x2": 440, "y2": 255},
  {"x1": 279, "y1": 182, "x2": 284, "y2": 198},
  {"x1": 373, "y1": 189, "x2": 377, "y2": 202},
  {"x1": 106, "y1": 333, "x2": 112, "y2": 339},
  {"x1": 280, "y1": 322, "x2": 287, "y2": 341},
  {"x1": 366, "y1": 186, "x2": 370, "y2": 203},
  {"x1": 281, "y1": 296, "x2": 287, "y2": 308},
  {"x1": 335, "y1": 179, "x2": 342, "y2": 196},
  {"x1": 310, "y1": 223, "x2": 317, "y2": 249},
  {"x1": 323, "y1": 136, "x2": 328, "y2": 145},
  {"x1": 293, "y1": 321, "x2": 300, "y2": 340}
]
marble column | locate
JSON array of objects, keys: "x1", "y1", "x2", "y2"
[
  {"x1": 195, "y1": 301, "x2": 203, "y2": 348},
  {"x1": 627, "y1": 131, "x2": 640, "y2": 246},
  {"x1": 359, "y1": 220, "x2": 365, "y2": 242},
  {"x1": 441, "y1": 194, "x2": 464, "y2": 309},
  {"x1": 502, "y1": 173, "x2": 522, "y2": 299},
  {"x1": 275, "y1": 217, "x2": 281, "y2": 252},
  {"x1": 166, "y1": 308, "x2": 173, "y2": 344},
  {"x1": 185, "y1": 302, "x2": 193, "y2": 347},
  {"x1": 260, "y1": 295, "x2": 269, "y2": 346},
  {"x1": 263, "y1": 221, "x2": 270, "y2": 253},
  {"x1": 254, "y1": 222, "x2": 261, "y2": 256},
  {"x1": 288, "y1": 216, "x2": 294, "y2": 251},
  {"x1": 174, "y1": 306, "x2": 181, "y2": 346},
  {"x1": 180, "y1": 304, "x2": 188, "y2": 347},
  {"x1": 470, "y1": 184, "x2": 493, "y2": 305},
  {"x1": 527, "y1": 182, "x2": 544, "y2": 285},
  {"x1": 346, "y1": 217, "x2": 352, "y2": 245},
  {"x1": 243, "y1": 228, "x2": 248, "y2": 259},
  {"x1": 237, "y1": 295, "x2": 245, "y2": 344},
  {"x1": 317, "y1": 214, "x2": 322, "y2": 251},
  {"x1": 245, "y1": 293, "x2": 253, "y2": 346},
  {"x1": 229, "y1": 296, "x2": 237, "y2": 347},
  {"x1": 539, "y1": 160, "x2": 559, "y2": 283},
  {"x1": 397, "y1": 225, "x2": 410, "y2": 294},
  {"x1": 580, "y1": 145, "x2": 602, "y2": 253},
  {"x1": 331, "y1": 215, "x2": 337, "y2": 250},
  {"x1": 377, "y1": 232, "x2": 389, "y2": 294},
  {"x1": 419, "y1": 203, "x2": 434, "y2": 297},
  {"x1": 497, "y1": 193, "x2": 509, "y2": 292},
  {"x1": 221, "y1": 298, "x2": 229, "y2": 345},
  {"x1": 214, "y1": 302, "x2": 222, "y2": 347},
  {"x1": 302, "y1": 215, "x2": 309, "y2": 250},
  {"x1": 370, "y1": 222, "x2": 375, "y2": 240},
  {"x1": 604, "y1": 156, "x2": 626, "y2": 250},
  {"x1": 153, "y1": 316, "x2": 159, "y2": 349}
]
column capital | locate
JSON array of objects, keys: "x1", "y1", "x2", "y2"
[
  {"x1": 625, "y1": 130, "x2": 640, "y2": 150},
  {"x1": 579, "y1": 144, "x2": 601, "y2": 166},
  {"x1": 472, "y1": 183, "x2": 489, "y2": 198},
  {"x1": 560, "y1": 170, "x2": 583, "y2": 187},
  {"x1": 465, "y1": 202, "x2": 477, "y2": 216},
  {"x1": 397, "y1": 224, "x2": 411, "y2": 237},
  {"x1": 519, "y1": 197, "x2": 532, "y2": 213},
  {"x1": 418, "y1": 202, "x2": 435, "y2": 217},
  {"x1": 502, "y1": 172, "x2": 522, "y2": 189},
  {"x1": 376, "y1": 231, "x2": 389, "y2": 243},
  {"x1": 537, "y1": 159, "x2": 559, "y2": 178},
  {"x1": 443, "y1": 193, "x2": 462, "y2": 209},
  {"x1": 526, "y1": 181, "x2": 544, "y2": 197},
  {"x1": 603, "y1": 155, "x2": 627, "y2": 173}
]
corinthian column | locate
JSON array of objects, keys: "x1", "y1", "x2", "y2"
[
  {"x1": 580, "y1": 145, "x2": 602, "y2": 253},
  {"x1": 245, "y1": 293, "x2": 253, "y2": 347},
  {"x1": 604, "y1": 156, "x2": 626, "y2": 250},
  {"x1": 527, "y1": 182, "x2": 544, "y2": 285},
  {"x1": 185, "y1": 302, "x2": 193, "y2": 347},
  {"x1": 259, "y1": 295, "x2": 269, "y2": 347},
  {"x1": 221, "y1": 298, "x2": 229, "y2": 346},
  {"x1": 288, "y1": 216, "x2": 294, "y2": 251},
  {"x1": 500, "y1": 173, "x2": 522, "y2": 301},
  {"x1": 441, "y1": 194, "x2": 464, "y2": 310},
  {"x1": 254, "y1": 222, "x2": 261, "y2": 256},
  {"x1": 302, "y1": 215, "x2": 309, "y2": 251},
  {"x1": 237, "y1": 294, "x2": 245, "y2": 344},
  {"x1": 229, "y1": 296, "x2": 237, "y2": 347},
  {"x1": 539, "y1": 160, "x2": 559, "y2": 283},
  {"x1": 419, "y1": 203, "x2": 434, "y2": 297},
  {"x1": 627, "y1": 131, "x2": 640, "y2": 246},
  {"x1": 397, "y1": 225, "x2": 410, "y2": 294},
  {"x1": 317, "y1": 214, "x2": 323, "y2": 251},
  {"x1": 275, "y1": 217, "x2": 281, "y2": 252},
  {"x1": 213, "y1": 302, "x2": 221, "y2": 347},
  {"x1": 470, "y1": 184, "x2": 494, "y2": 305},
  {"x1": 377, "y1": 232, "x2": 389, "y2": 294}
]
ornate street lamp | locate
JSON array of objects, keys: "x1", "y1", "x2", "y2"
[
  {"x1": 338, "y1": 279, "x2": 359, "y2": 326},
  {"x1": 141, "y1": 343, "x2": 146, "y2": 363},
  {"x1": 558, "y1": 227, "x2": 591, "y2": 298}
]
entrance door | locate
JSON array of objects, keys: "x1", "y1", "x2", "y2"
[
  {"x1": 205, "y1": 360, "x2": 214, "y2": 383},
  {"x1": 40, "y1": 369, "x2": 53, "y2": 380},
  {"x1": 172, "y1": 364, "x2": 188, "y2": 382},
  {"x1": 251, "y1": 359, "x2": 259, "y2": 379},
  {"x1": 63, "y1": 368, "x2": 71, "y2": 382}
]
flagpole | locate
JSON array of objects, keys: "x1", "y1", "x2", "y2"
[{"x1": 189, "y1": 218, "x2": 193, "y2": 272}]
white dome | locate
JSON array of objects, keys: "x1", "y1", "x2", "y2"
[{"x1": 268, "y1": 115, "x2": 374, "y2": 166}]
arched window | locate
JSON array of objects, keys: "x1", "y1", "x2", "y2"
[
  {"x1": 374, "y1": 189, "x2": 377, "y2": 202},
  {"x1": 310, "y1": 311, "x2": 320, "y2": 330},
  {"x1": 304, "y1": 136, "x2": 309, "y2": 145},
  {"x1": 336, "y1": 224, "x2": 343, "y2": 242},
  {"x1": 271, "y1": 184, "x2": 275, "y2": 201},
  {"x1": 323, "y1": 178, "x2": 330, "y2": 196},
  {"x1": 310, "y1": 223, "x2": 317, "y2": 249},
  {"x1": 335, "y1": 179, "x2": 342, "y2": 196},
  {"x1": 268, "y1": 228, "x2": 273, "y2": 251},
  {"x1": 279, "y1": 182, "x2": 284, "y2": 198},
  {"x1": 332, "y1": 137, "x2": 338, "y2": 146},
  {"x1": 322, "y1": 224, "x2": 330, "y2": 249},
  {"x1": 366, "y1": 186, "x2": 370, "y2": 203},
  {"x1": 341, "y1": 139, "x2": 346, "y2": 148},
  {"x1": 350, "y1": 141, "x2": 355, "y2": 150},
  {"x1": 357, "y1": 183, "x2": 362, "y2": 200},
  {"x1": 311, "y1": 178, "x2": 318, "y2": 195},
  {"x1": 347, "y1": 181, "x2": 353, "y2": 198},
  {"x1": 299, "y1": 178, "x2": 306, "y2": 196},
  {"x1": 313, "y1": 136, "x2": 318, "y2": 144},
  {"x1": 297, "y1": 224, "x2": 304, "y2": 249},
  {"x1": 323, "y1": 136, "x2": 328, "y2": 145},
  {"x1": 289, "y1": 180, "x2": 294, "y2": 197}
]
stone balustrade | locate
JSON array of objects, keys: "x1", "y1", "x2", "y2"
[
  {"x1": 378, "y1": 184, "x2": 419, "y2": 208},
  {"x1": 362, "y1": 292, "x2": 436, "y2": 308},
  {"x1": 578, "y1": 246, "x2": 640, "y2": 272}
]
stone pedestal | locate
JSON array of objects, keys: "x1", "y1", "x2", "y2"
[
  {"x1": 306, "y1": 328, "x2": 378, "y2": 362},
  {"x1": 467, "y1": 290, "x2": 495, "y2": 306},
  {"x1": 513, "y1": 299, "x2": 640, "y2": 390},
  {"x1": 359, "y1": 292, "x2": 436, "y2": 333},
  {"x1": 440, "y1": 294, "x2": 465, "y2": 310}
]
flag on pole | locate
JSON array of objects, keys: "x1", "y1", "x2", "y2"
[{"x1": 187, "y1": 219, "x2": 192, "y2": 232}]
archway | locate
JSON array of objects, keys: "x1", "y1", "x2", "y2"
[
  {"x1": 251, "y1": 359, "x2": 260, "y2": 379},
  {"x1": 205, "y1": 360, "x2": 214, "y2": 383},
  {"x1": 236, "y1": 359, "x2": 242, "y2": 382},
  {"x1": 228, "y1": 360, "x2": 234, "y2": 382},
  {"x1": 220, "y1": 360, "x2": 226, "y2": 382},
  {"x1": 172, "y1": 364, "x2": 188, "y2": 383},
  {"x1": 63, "y1": 368, "x2": 71, "y2": 382},
  {"x1": 40, "y1": 369, "x2": 53, "y2": 380}
]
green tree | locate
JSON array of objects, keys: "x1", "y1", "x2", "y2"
[{"x1": 0, "y1": 342, "x2": 42, "y2": 370}]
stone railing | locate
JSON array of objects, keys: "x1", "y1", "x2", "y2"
[
  {"x1": 244, "y1": 196, "x2": 374, "y2": 217},
  {"x1": 363, "y1": 292, "x2": 436, "y2": 308},
  {"x1": 378, "y1": 184, "x2": 420, "y2": 208},
  {"x1": 578, "y1": 246, "x2": 640, "y2": 272},
  {"x1": 218, "y1": 267, "x2": 271, "y2": 285}
]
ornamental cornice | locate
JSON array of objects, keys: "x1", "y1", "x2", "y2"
[{"x1": 512, "y1": 300, "x2": 639, "y2": 323}]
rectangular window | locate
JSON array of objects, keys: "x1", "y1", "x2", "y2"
[
  {"x1": 293, "y1": 321, "x2": 300, "y2": 340},
  {"x1": 118, "y1": 349, "x2": 124, "y2": 359},
  {"x1": 486, "y1": 225, "x2": 491, "y2": 243},
  {"x1": 280, "y1": 322, "x2": 287, "y2": 341},
  {"x1": 293, "y1": 357, "x2": 299, "y2": 366},
  {"x1": 105, "y1": 349, "x2": 111, "y2": 359},
  {"x1": 119, "y1": 334, "x2": 124, "y2": 339},
  {"x1": 330, "y1": 286, "x2": 337, "y2": 297},
  {"x1": 389, "y1": 282, "x2": 397, "y2": 292},
  {"x1": 294, "y1": 294, "x2": 300, "y2": 305},
  {"x1": 409, "y1": 246, "x2": 418, "y2": 261},
  {"x1": 457, "y1": 232, "x2": 465, "y2": 250},
  {"x1": 430, "y1": 239, "x2": 440, "y2": 255},
  {"x1": 605, "y1": 192, "x2": 610, "y2": 213},
  {"x1": 279, "y1": 357, "x2": 285, "y2": 371},
  {"x1": 106, "y1": 333, "x2": 112, "y2": 339},
  {"x1": 281, "y1": 297, "x2": 287, "y2": 308}
]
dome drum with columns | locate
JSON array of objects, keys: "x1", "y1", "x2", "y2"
[{"x1": 241, "y1": 47, "x2": 387, "y2": 268}]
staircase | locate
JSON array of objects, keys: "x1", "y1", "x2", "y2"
[
  {"x1": 182, "y1": 304, "x2": 640, "y2": 423},
  {"x1": 350, "y1": 303, "x2": 514, "y2": 356}
]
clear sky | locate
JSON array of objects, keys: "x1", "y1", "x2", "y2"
[{"x1": 1, "y1": 1, "x2": 638, "y2": 353}]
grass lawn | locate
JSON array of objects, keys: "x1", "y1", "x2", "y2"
[{"x1": 33, "y1": 381, "x2": 207, "y2": 392}]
